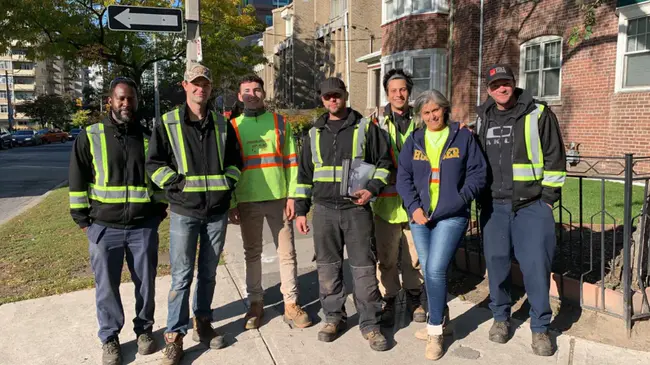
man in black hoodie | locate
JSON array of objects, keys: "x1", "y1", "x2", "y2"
[
  {"x1": 69, "y1": 77, "x2": 167, "y2": 365},
  {"x1": 475, "y1": 64, "x2": 566, "y2": 356},
  {"x1": 294, "y1": 77, "x2": 393, "y2": 351}
]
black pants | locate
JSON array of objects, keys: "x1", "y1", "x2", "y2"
[{"x1": 312, "y1": 204, "x2": 381, "y2": 334}]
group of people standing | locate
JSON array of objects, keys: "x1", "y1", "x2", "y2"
[{"x1": 69, "y1": 62, "x2": 566, "y2": 365}]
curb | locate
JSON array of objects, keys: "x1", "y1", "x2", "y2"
[{"x1": 0, "y1": 179, "x2": 68, "y2": 227}]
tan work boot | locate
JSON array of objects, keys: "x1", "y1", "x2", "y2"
[
  {"x1": 244, "y1": 301, "x2": 264, "y2": 330},
  {"x1": 192, "y1": 317, "x2": 225, "y2": 349},
  {"x1": 363, "y1": 329, "x2": 389, "y2": 352},
  {"x1": 283, "y1": 302, "x2": 312, "y2": 328},
  {"x1": 425, "y1": 335, "x2": 445, "y2": 360},
  {"x1": 161, "y1": 332, "x2": 183, "y2": 365}
]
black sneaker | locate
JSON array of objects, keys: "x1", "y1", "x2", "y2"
[
  {"x1": 488, "y1": 320, "x2": 510, "y2": 344},
  {"x1": 137, "y1": 332, "x2": 157, "y2": 355},
  {"x1": 531, "y1": 331, "x2": 554, "y2": 356},
  {"x1": 102, "y1": 337, "x2": 122, "y2": 365}
]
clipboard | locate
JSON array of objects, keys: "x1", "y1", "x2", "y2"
[{"x1": 340, "y1": 158, "x2": 377, "y2": 202}]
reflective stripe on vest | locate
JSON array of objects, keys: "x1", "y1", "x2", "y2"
[
  {"x1": 161, "y1": 109, "x2": 236, "y2": 192},
  {"x1": 309, "y1": 118, "x2": 370, "y2": 182},
  {"x1": 430, "y1": 168, "x2": 440, "y2": 184},
  {"x1": 512, "y1": 103, "x2": 566, "y2": 186},
  {"x1": 83, "y1": 123, "x2": 150, "y2": 204}
]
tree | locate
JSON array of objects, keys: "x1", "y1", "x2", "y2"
[
  {"x1": 16, "y1": 94, "x2": 76, "y2": 128},
  {"x1": 0, "y1": 0, "x2": 265, "y2": 86},
  {"x1": 71, "y1": 109, "x2": 91, "y2": 128}
]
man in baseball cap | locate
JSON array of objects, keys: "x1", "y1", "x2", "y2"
[
  {"x1": 474, "y1": 63, "x2": 566, "y2": 357},
  {"x1": 184, "y1": 63, "x2": 213, "y2": 83}
]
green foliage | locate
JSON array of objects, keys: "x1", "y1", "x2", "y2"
[
  {"x1": 0, "y1": 0, "x2": 265, "y2": 87},
  {"x1": 71, "y1": 109, "x2": 91, "y2": 128},
  {"x1": 568, "y1": 0, "x2": 604, "y2": 46},
  {"x1": 15, "y1": 94, "x2": 77, "y2": 128},
  {"x1": 283, "y1": 107, "x2": 326, "y2": 136}
]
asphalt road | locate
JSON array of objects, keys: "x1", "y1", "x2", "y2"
[{"x1": 0, "y1": 142, "x2": 72, "y2": 225}]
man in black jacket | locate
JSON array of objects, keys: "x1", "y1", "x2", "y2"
[
  {"x1": 475, "y1": 64, "x2": 566, "y2": 356},
  {"x1": 69, "y1": 77, "x2": 167, "y2": 365},
  {"x1": 294, "y1": 77, "x2": 393, "y2": 351},
  {"x1": 146, "y1": 64, "x2": 243, "y2": 365}
]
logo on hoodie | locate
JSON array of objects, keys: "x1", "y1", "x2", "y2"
[
  {"x1": 443, "y1": 147, "x2": 460, "y2": 160},
  {"x1": 413, "y1": 150, "x2": 429, "y2": 161}
]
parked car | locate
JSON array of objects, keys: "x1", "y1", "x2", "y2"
[
  {"x1": 38, "y1": 129, "x2": 69, "y2": 144},
  {"x1": 0, "y1": 127, "x2": 13, "y2": 149},
  {"x1": 68, "y1": 128, "x2": 82, "y2": 140},
  {"x1": 11, "y1": 130, "x2": 42, "y2": 147}
]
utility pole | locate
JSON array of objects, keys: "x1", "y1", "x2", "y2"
[
  {"x1": 186, "y1": 0, "x2": 200, "y2": 69},
  {"x1": 5, "y1": 70, "x2": 14, "y2": 131},
  {"x1": 153, "y1": 35, "x2": 161, "y2": 126}
]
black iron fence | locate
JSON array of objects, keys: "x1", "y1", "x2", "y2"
[{"x1": 461, "y1": 154, "x2": 650, "y2": 333}]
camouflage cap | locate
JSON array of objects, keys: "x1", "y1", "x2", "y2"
[{"x1": 184, "y1": 63, "x2": 212, "y2": 83}]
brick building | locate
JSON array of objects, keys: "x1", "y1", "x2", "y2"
[{"x1": 356, "y1": 0, "x2": 650, "y2": 156}]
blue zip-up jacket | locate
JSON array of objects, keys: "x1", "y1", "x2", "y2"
[{"x1": 396, "y1": 122, "x2": 487, "y2": 223}]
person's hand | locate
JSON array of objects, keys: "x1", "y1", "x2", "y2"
[
  {"x1": 228, "y1": 207, "x2": 241, "y2": 225},
  {"x1": 546, "y1": 203, "x2": 553, "y2": 210},
  {"x1": 296, "y1": 216, "x2": 310, "y2": 235},
  {"x1": 352, "y1": 189, "x2": 373, "y2": 205},
  {"x1": 82, "y1": 227, "x2": 88, "y2": 233},
  {"x1": 285, "y1": 199, "x2": 296, "y2": 221},
  {"x1": 412, "y1": 208, "x2": 429, "y2": 225}
]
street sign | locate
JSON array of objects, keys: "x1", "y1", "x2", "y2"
[
  {"x1": 108, "y1": 5, "x2": 183, "y2": 33},
  {"x1": 195, "y1": 37, "x2": 203, "y2": 63}
]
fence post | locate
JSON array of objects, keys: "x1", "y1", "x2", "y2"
[{"x1": 623, "y1": 153, "x2": 634, "y2": 336}]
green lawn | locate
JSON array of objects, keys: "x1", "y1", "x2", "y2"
[
  {"x1": 0, "y1": 187, "x2": 175, "y2": 304},
  {"x1": 554, "y1": 178, "x2": 646, "y2": 223}
]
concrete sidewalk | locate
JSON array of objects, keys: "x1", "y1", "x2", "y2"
[{"x1": 1, "y1": 222, "x2": 649, "y2": 365}]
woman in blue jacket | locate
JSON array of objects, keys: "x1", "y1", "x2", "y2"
[{"x1": 396, "y1": 90, "x2": 487, "y2": 360}]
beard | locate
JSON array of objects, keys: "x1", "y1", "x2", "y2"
[{"x1": 112, "y1": 109, "x2": 134, "y2": 124}]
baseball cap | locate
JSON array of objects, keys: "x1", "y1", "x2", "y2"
[
  {"x1": 184, "y1": 63, "x2": 212, "y2": 83},
  {"x1": 485, "y1": 64, "x2": 515, "y2": 85},
  {"x1": 320, "y1": 77, "x2": 347, "y2": 96}
]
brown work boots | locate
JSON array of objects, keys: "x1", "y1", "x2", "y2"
[
  {"x1": 244, "y1": 301, "x2": 265, "y2": 329},
  {"x1": 192, "y1": 316, "x2": 226, "y2": 349},
  {"x1": 283, "y1": 302, "x2": 312, "y2": 328},
  {"x1": 161, "y1": 333, "x2": 183, "y2": 365}
]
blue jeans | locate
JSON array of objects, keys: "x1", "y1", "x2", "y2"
[
  {"x1": 165, "y1": 211, "x2": 228, "y2": 335},
  {"x1": 88, "y1": 218, "x2": 160, "y2": 343},
  {"x1": 410, "y1": 217, "x2": 468, "y2": 332}
]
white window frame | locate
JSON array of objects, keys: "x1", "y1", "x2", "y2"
[
  {"x1": 380, "y1": 48, "x2": 448, "y2": 105},
  {"x1": 382, "y1": 0, "x2": 449, "y2": 24},
  {"x1": 615, "y1": 3, "x2": 650, "y2": 93},
  {"x1": 518, "y1": 35, "x2": 563, "y2": 103}
]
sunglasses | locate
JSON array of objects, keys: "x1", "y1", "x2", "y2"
[{"x1": 322, "y1": 93, "x2": 342, "y2": 101}]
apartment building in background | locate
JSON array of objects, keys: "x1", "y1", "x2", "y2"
[
  {"x1": 256, "y1": 0, "x2": 382, "y2": 114},
  {"x1": 1, "y1": 46, "x2": 90, "y2": 129}
]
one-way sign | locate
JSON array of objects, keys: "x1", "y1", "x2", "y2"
[{"x1": 108, "y1": 5, "x2": 183, "y2": 33}]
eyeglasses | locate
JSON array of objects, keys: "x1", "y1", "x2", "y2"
[
  {"x1": 322, "y1": 93, "x2": 342, "y2": 101},
  {"x1": 109, "y1": 77, "x2": 137, "y2": 90}
]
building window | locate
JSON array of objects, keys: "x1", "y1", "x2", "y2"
[
  {"x1": 14, "y1": 77, "x2": 34, "y2": 85},
  {"x1": 0, "y1": 76, "x2": 13, "y2": 85},
  {"x1": 15, "y1": 62, "x2": 34, "y2": 70},
  {"x1": 265, "y1": 15, "x2": 273, "y2": 26},
  {"x1": 383, "y1": 0, "x2": 449, "y2": 23},
  {"x1": 0, "y1": 105, "x2": 8, "y2": 113},
  {"x1": 15, "y1": 92, "x2": 34, "y2": 101},
  {"x1": 616, "y1": 3, "x2": 650, "y2": 91},
  {"x1": 0, "y1": 61, "x2": 11, "y2": 69},
  {"x1": 519, "y1": 36, "x2": 562, "y2": 100},
  {"x1": 380, "y1": 48, "x2": 447, "y2": 104},
  {"x1": 0, "y1": 91, "x2": 6, "y2": 99}
]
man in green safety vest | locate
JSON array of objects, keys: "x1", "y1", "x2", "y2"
[
  {"x1": 475, "y1": 64, "x2": 566, "y2": 357},
  {"x1": 228, "y1": 75, "x2": 312, "y2": 330},
  {"x1": 295, "y1": 77, "x2": 394, "y2": 351},
  {"x1": 371, "y1": 69, "x2": 426, "y2": 327},
  {"x1": 69, "y1": 77, "x2": 167, "y2": 365},
  {"x1": 146, "y1": 64, "x2": 243, "y2": 365}
]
